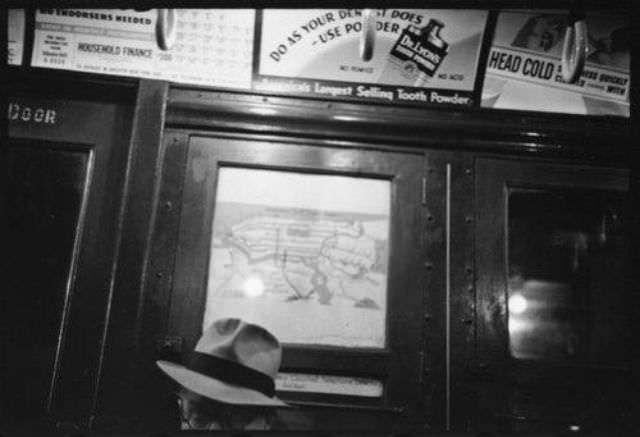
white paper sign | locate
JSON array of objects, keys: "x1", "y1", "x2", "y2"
[
  {"x1": 204, "y1": 168, "x2": 390, "y2": 348},
  {"x1": 8, "y1": 9, "x2": 26, "y2": 65},
  {"x1": 276, "y1": 373, "x2": 383, "y2": 397},
  {"x1": 259, "y1": 9, "x2": 487, "y2": 92},
  {"x1": 31, "y1": 9, "x2": 254, "y2": 88},
  {"x1": 482, "y1": 11, "x2": 630, "y2": 116}
]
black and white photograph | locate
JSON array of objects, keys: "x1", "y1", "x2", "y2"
[{"x1": 3, "y1": 1, "x2": 638, "y2": 435}]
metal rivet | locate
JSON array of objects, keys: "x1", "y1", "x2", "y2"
[
  {"x1": 155, "y1": 272, "x2": 163, "y2": 278},
  {"x1": 424, "y1": 314, "x2": 432, "y2": 321},
  {"x1": 466, "y1": 267, "x2": 473, "y2": 274},
  {"x1": 465, "y1": 168, "x2": 472, "y2": 175},
  {"x1": 425, "y1": 263, "x2": 433, "y2": 270},
  {"x1": 465, "y1": 216, "x2": 472, "y2": 223},
  {"x1": 427, "y1": 215, "x2": 433, "y2": 222},
  {"x1": 165, "y1": 201, "x2": 172, "y2": 210}
]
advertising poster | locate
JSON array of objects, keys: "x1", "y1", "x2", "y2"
[
  {"x1": 31, "y1": 9, "x2": 254, "y2": 89},
  {"x1": 256, "y1": 9, "x2": 489, "y2": 106},
  {"x1": 204, "y1": 167, "x2": 390, "y2": 348},
  {"x1": 482, "y1": 11, "x2": 630, "y2": 117},
  {"x1": 8, "y1": 9, "x2": 26, "y2": 65}
]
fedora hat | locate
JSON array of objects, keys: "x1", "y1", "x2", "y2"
[{"x1": 157, "y1": 318, "x2": 289, "y2": 407}]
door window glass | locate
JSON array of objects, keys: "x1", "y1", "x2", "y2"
[
  {"x1": 507, "y1": 188, "x2": 630, "y2": 365},
  {"x1": 5, "y1": 143, "x2": 89, "y2": 419}
]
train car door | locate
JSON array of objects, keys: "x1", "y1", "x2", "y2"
[
  {"x1": 474, "y1": 158, "x2": 633, "y2": 433},
  {"x1": 3, "y1": 92, "x2": 133, "y2": 433}
]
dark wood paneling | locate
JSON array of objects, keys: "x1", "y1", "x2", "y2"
[
  {"x1": 8, "y1": 66, "x2": 137, "y2": 104},
  {"x1": 630, "y1": 5, "x2": 640, "y2": 430},
  {"x1": 420, "y1": 154, "x2": 447, "y2": 432},
  {"x1": 47, "y1": 101, "x2": 133, "y2": 431},
  {"x1": 433, "y1": 152, "x2": 477, "y2": 433},
  {"x1": 90, "y1": 80, "x2": 170, "y2": 433},
  {"x1": 166, "y1": 88, "x2": 631, "y2": 163}
]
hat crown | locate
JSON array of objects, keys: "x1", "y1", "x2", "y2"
[{"x1": 195, "y1": 318, "x2": 281, "y2": 379}]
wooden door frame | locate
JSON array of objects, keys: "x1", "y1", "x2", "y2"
[
  {"x1": 6, "y1": 88, "x2": 135, "y2": 431},
  {"x1": 474, "y1": 157, "x2": 632, "y2": 432}
]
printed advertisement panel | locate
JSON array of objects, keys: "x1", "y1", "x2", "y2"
[
  {"x1": 204, "y1": 167, "x2": 390, "y2": 349},
  {"x1": 8, "y1": 9, "x2": 26, "y2": 65},
  {"x1": 256, "y1": 9, "x2": 488, "y2": 106},
  {"x1": 482, "y1": 11, "x2": 630, "y2": 117},
  {"x1": 31, "y1": 9, "x2": 254, "y2": 89}
]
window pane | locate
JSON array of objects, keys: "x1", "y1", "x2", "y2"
[
  {"x1": 507, "y1": 188, "x2": 630, "y2": 365},
  {"x1": 5, "y1": 143, "x2": 89, "y2": 419},
  {"x1": 204, "y1": 167, "x2": 391, "y2": 348}
]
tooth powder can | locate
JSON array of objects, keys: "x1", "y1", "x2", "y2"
[{"x1": 379, "y1": 19, "x2": 449, "y2": 87}]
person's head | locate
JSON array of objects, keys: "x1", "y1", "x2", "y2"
[
  {"x1": 157, "y1": 318, "x2": 289, "y2": 430},
  {"x1": 175, "y1": 387, "x2": 274, "y2": 430}
]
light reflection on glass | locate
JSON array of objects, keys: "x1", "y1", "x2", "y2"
[
  {"x1": 243, "y1": 276, "x2": 265, "y2": 297},
  {"x1": 508, "y1": 293, "x2": 528, "y2": 315},
  {"x1": 507, "y1": 188, "x2": 629, "y2": 365},
  {"x1": 508, "y1": 279, "x2": 575, "y2": 360},
  {"x1": 507, "y1": 317, "x2": 530, "y2": 335}
]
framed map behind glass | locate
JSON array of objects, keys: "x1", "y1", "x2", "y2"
[
  {"x1": 164, "y1": 134, "x2": 428, "y2": 428},
  {"x1": 204, "y1": 167, "x2": 390, "y2": 348}
]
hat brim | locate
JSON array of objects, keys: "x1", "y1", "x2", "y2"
[{"x1": 157, "y1": 360, "x2": 289, "y2": 407}]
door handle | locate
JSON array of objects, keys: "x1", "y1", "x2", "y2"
[
  {"x1": 561, "y1": 11, "x2": 587, "y2": 84},
  {"x1": 360, "y1": 9, "x2": 377, "y2": 62},
  {"x1": 156, "y1": 9, "x2": 178, "y2": 51}
]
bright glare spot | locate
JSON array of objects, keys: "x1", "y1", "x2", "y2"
[
  {"x1": 509, "y1": 294, "x2": 528, "y2": 315},
  {"x1": 243, "y1": 277, "x2": 264, "y2": 297},
  {"x1": 569, "y1": 425, "x2": 581, "y2": 432},
  {"x1": 508, "y1": 318, "x2": 529, "y2": 335}
]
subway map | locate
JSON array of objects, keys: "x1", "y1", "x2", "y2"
[{"x1": 205, "y1": 201, "x2": 389, "y2": 347}]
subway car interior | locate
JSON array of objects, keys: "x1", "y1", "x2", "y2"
[{"x1": 3, "y1": 2, "x2": 639, "y2": 436}]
